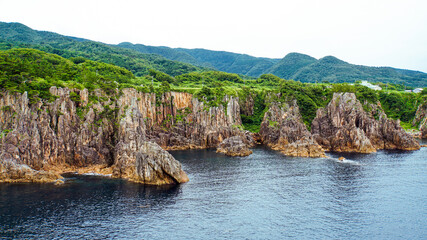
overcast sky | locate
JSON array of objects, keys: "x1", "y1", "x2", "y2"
[{"x1": 1, "y1": 0, "x2": 426, "y2": 72}]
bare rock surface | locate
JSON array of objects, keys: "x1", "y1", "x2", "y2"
[
  {"x1": 216, "y1": 136, "x2": 253, "y2": 157},
  {"x1": 0, "y1": 88, "x2": 190, "y2": 184},
  {"x1": 113, "y1": 141, "x2": 188, "y2": 184},
  {"x1": 413, "y1": 103, "x2": 427, "y2": 139},
  {"x1": 311, "y1": 92, "x2": 420, "y2": 152},
  {"x1": 259, "y1": 101, "x2": 326, "y2": 157},
  {"x1": 0, "y1": 88, "x2": 250, "y2": 184}
]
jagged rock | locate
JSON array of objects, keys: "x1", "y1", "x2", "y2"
[
  {"x1": 259, "y1": 101, "x2": 326, "y2": 158},
  {"x1": 140, "y1": 91, "x2": 246, "y2": 150},
  {"x1": 240, "y1": 95, "x2": 254, "y2": 116},
  {"x1": 413, "y1": 103, "x2": 427, "y2": 139},
  {"x1": 0, "y1": 155, "x2": 61, "y2": 183},
  {"x1": 0, "y1": 88, "x2": 190, "y2": 184},
  {"x1": 0, "y1": 87, "x2": 249, "y2": 184},
  {"x1": 311, "y1": 92, "x2": 420, "y2": 152},
  {"x1": 113, "y1": 141, "x2": 188, "y2": 185},
  {"x1": 216, "y1": 136, "x2": 253, "y2": 157}
]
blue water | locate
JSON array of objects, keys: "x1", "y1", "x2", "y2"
[{"x1": 1, "y1": 145, "x2": 426, "y2": 239}]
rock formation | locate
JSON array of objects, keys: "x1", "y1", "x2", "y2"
[
  {"x1": 113, "y1": 141, "x2": 188, "y2": 184},
  {"x1": 144, "y1": 92, "x2": 245, "y2": 150},
  {"x1": 413, "y1": 103, "x2": 427, "y2": 138},
  {"x1": 0, "y1": 87, "x2": 250, "y2": 184},
  {"x1": 0, "y1": 88, "x2": 194, "y2": 184},
  {"x1": 259, "y1": 101, "x2": 326, "y2": 158},
  {"x1": 311, "y1": 92, "x2": 420, "y2": 152},
  {"x1": 216, "y1": 135, "x2": 253, "y2": 157}
]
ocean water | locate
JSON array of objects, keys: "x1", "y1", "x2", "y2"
[{"x1": 1, "y1": 144, "x2": 426, "y2": 239}]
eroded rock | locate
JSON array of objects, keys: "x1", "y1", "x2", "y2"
[
  {"x1": 413, "y1": 103, "x2": 427, "y2": 139},
  {"x1": 113, "y1": 141, "x2": 188, "y2": 185},
  {"x1": 259, "y1": 101, "x2": 326, "y2": 157},
  {"x1": 311, "y1": 92, "x2": 420, "y2": 152},
  {"x1": 216, "y1": 136, "x2": 253, "y2": 157}
]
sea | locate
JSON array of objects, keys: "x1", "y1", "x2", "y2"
[{"x1": 1, "y1": 142, "x2": 426, "y2": 239}]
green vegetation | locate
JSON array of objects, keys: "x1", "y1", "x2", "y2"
[
  {"x1": 1, "y1": 21, "x2": 426, "y2": 89},
  {"x1": 0, "y1": 48, "x2": 134, "y2": 102},
  {"x1": 118, "y1": 42, "x2": 427, "y2": 88},
  {"x1": 0, "y1": 23, "x2": 425, "y2": 134},
  {"x1": 0, "y1": 22, "x2": 203, "y2": 77}
]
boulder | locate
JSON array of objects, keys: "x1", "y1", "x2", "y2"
[
  {"x1": 216, "y1": 136, "x2": 253, "y2": 157},
  {"x1": 113, "y1": 141, "x2": 188, "y2": 185}
]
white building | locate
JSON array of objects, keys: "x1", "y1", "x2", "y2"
[
  {"x1": 413, "y1": 88, "x2": 423, "y2": 93},
  {"x1": 359, "y1": 81, "x2": 382, "y2": 91}
]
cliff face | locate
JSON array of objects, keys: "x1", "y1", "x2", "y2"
[
  {"x1": 413, "y1": 103, "x2": 427, "y2": 138},
  {"x1": 259, "y1": 101, "x2": 326, "y2": 157},
  {"x1": 0, "y1": 87, "x2": 248, "y2": 183},
  {"x1": 115, "y1": 89, "x2": 245, "y2": 150},
  {"x1": 311, "y1": 92, "x2": 420, "y2": 152}
]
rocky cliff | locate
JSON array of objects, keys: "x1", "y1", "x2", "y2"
[
  {"x1": 0, "y1": 86, "x2": 250, "y2": 183},
  {"x1": 144, "y1": 92, "x2": 245, "y2": 150},
  {"x1": 259, "y1": 101, "x2": 326, "y2": 157},
  {"x1": 311, "y1": 92, "x2": 420, "y2": 152},
  {"x1": 413, "y1": 103, "x2": 427, "y2": 138}
]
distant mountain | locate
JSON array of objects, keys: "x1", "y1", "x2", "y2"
[
  {"x1": 0, "y1": 22, "x2": 202, "y2": 76},
  {"x1": 265, "y1": 52, "x2": 317, "y2": 79},
  {"x1": 117, "y1": 42, "x2": 280, "y2": 77},
  {"x1": 118, "y1": 42, "x2": 427, "y2": 87},
  {"x1": 287, "y1": 55, "x2": 427, "y2": 87},
  {"x1": 0, "y1": 22, "x2": 426, "y2": 87}
]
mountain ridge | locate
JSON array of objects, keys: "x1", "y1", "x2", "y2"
[{"x1": 0, "y1": 21, "x2": 426, "y2": 87}]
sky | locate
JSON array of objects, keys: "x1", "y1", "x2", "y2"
[{"x1": 1, "y1": 0, "x2": 426, "y2": 72}]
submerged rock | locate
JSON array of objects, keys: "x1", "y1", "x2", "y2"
[
  {"x1": 311, "y1": 92, "x2": 420, "y2": 152},
  {"x1": 259, "y1": 101, "x2": 326, "y2": 158},
  {"x1": 216, "y1": 136, "x2": 253, "y2": 157}
]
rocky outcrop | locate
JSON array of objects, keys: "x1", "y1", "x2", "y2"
[
  {"x1": 413, "y1": 103, "x2": 427, "y2": 138},
  {"x1": 216, "y1": 136, "x2": 253, "y2": 157},
  {"x1": 0, "y1": 88, "x2": 193, "y2": 184},
  {"x1": 311, "y1": 92, "x2": 420, "y2": 152},
  {"x1": 259, "y1": 101, "x2": 326, "y2": 158},
  {"x1": 0, "y1": 87, "x2": 250, "y2": 184},
  {"x1": 113, "y1": 141, "x2": 188, "y2": 184},
  {"x1": 240, "y1": 95, "x2": 254, "y2": 116},
  {"x1": 142, "y1": 91, "x2": 246, "y2": 150},
  {"x1": 0, "y1": 156, "x2": 61, "y2": 183}
]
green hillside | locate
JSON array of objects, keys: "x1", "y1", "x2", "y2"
[
  {"x1": 266, "y1": 52, "x2": 317, "y2": 79},
  {"x1": 288, "y1": 56, "x2": 427, "y2": 86},
  {"x1": 0, "y1": 22, "x2": 202, "y2": 77},
  {"x1": 0, "y1": 21, "x2": 426, "y2": 87},
  {"x1": 0, "y1": 48, "x2": 137, "y2": 102},
  {"x1": 117, "y1": 42, "x2": 427, "y2": 88},
  {"x1": 117, "y1": 42, "x2": 280, "y2": 77}
]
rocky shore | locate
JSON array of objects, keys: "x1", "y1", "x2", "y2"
[
  {"x1": 259, "y1": 101, "x2": 326, "y2": 158},
  {"x1": 0, "y1": 88, "x2": 423, "y2": 183},
  {"x1": 311, "y1": 93, "x2": 420, "y2": 152},
  {"x1": 0, "y1": 87, "x2": 251, "y2": 184}
]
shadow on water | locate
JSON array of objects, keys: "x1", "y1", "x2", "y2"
[{"x1": 0, "y1": 174, "x2": 181, "y2": 238}]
